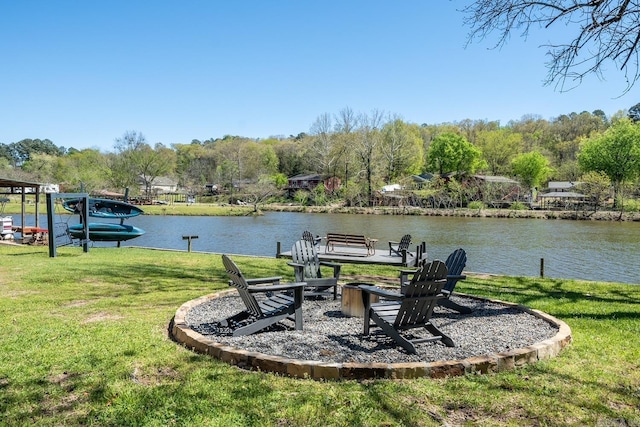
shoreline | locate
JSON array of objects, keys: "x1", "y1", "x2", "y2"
[
  {"x1": 261, "y1": 204, "x2": 640, "y2": 221},
  {"x1": 4, "y1": 200, "x2": 640, "y2": 221}
]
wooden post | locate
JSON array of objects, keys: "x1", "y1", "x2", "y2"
[
  {"x1": 540, "y1": 258, "x2": 545, "y2": 278},
  {"x1": 182, "y1": 235, "x2": 198, "y2": 252}
]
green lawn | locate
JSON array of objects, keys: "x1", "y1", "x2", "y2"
[
  {"x1": 0, "y1": 245, "x2": 638, "y2": 426},
  {"x1": 0, "y1": 198, "x2": 254, "y2": 217}
]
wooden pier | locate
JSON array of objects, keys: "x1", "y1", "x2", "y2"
[{"x1": 276, "y1": 241, "x2": 427, "y2": 267}]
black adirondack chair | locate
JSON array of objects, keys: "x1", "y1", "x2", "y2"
[
  {"x1": 221, "y1": 254, "x2": 305, "y2": 336},
  {"x1": 389, "y1": 234, "x2": 412, "y2": 256},
  {"x1": 288, "y1": 239, "x2": 341, "y2": 299},
  {"x1": 399, "y1": 248, "x2": 471, "y2": 314},
  {"x1": 302, "y1": 230, "x2": 321, "y2": 247},
  {"x1": 360, "y1": 260, "x2": 454, "y2": 354},
  {"x1": 439, "y1": 248, "x2": 471, "y2": 313}
]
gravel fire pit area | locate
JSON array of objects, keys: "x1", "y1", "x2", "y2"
[{"x1": 172, "y1": 288, "x2": 572, "y2": 380}]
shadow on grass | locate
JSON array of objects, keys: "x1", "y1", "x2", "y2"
[{"x1": 465, "y1": 276, "x2": 640, "y2": 307}]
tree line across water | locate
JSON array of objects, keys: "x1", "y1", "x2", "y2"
[{"x1": 2, "y1": 105, "x2": 640, "y2": 211}]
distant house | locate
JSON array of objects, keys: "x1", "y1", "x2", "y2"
[
  {"x1": 139, "y1": 176, "x2": 178, "y2": 195},
  {"x1": 410, "y1": 173, "x2": 434, "y2": 189},
  {"x1": 285, "y1": 174, "x2": 341, "y2": 197},
  {"x1": 287, "y1": 174, "x2": 322, "y2": 191}
]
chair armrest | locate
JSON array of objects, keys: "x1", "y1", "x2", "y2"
[
  {"x1": 388, "y1": 241, "x2": 399, "y2": 247},
  {"x1": 447, "y1": 274, "x2": 466, "y2": 281},
  {"x1": 359, "y1": 284, "x2": 402, "y2": 300},
  {"x1": 287, "y1": 262, "x2": 305, "y2": 268},
  {"x1": 320, "y1": 260, "x2": 341, "y2": 272},
  {"x1": 246, "y1": 276, "x2": 282, "y2": 285},
  {"x1": 319, "y1": 261, "x2": 340, "y2": 268},
  {"x1": 399, "y1": 268, "x2": 417, "y2": 275},
  {"x1": 247, "y1": 281, "x2": 306, "y2": 293}
]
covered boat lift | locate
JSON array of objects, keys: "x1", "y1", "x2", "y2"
[
  {"x1": 538, "y1": 191, "x2": 588, "y2": 210},
  {"x1": 0, "y1": 177, "x2": 45, "y2": 242}
]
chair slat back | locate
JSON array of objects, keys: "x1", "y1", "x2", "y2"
[
  {"x1": 222, "y1": 254, "x2": 262, "y2": 317},
  {"x1": 444, "y1": 248, "x2": 466, "y2": 293},
  {"x1": 291, "y1": 240, "x2": 321, "y2": 280},
  {"x1": 302, "y1": 230, "x2": 315, "y2": 243},
  {"x1": 398, "y1": 234, "x2": 411, "y2": 251},
  {"x1": 395, "y1": 260, "x2": 447, "y2": 327}
]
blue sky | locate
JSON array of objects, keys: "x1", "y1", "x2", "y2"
[{"x1": 2, "y1": 1, "x2": 637, "y2": 151}]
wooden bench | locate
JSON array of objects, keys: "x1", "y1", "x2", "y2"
[{"x1": 324, "y1": 233, "x2": 377, "y2": 257}]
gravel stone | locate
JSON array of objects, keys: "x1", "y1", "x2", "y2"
[{"x1": 185, "y1": 294, "x2": 559, "y2": 364}]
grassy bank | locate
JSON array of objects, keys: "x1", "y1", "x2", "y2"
[
  {"x1": 0, "y1": 244, "x2": 638, "y2": 426},
  {"x1": 5, "y1": 197, "x2": 640, "y2": 221},
  {"x1": 0, "y1": 199, "x2": 254, "y2": 217}
]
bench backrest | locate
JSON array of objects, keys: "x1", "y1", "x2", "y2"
[{"x1": 326, "y1": 233, "x2": 368, "y2": 244}]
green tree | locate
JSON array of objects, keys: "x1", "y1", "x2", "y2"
[
  {"x1": 239, "y1": 142, "x2": 278, "y2": 180},
  {"x1": 273, "y1": 139, "x2": 305, "y2": 177},
  {"x1": 52, "y1": 149, "x2": 109, "y2": 193},
  {"x1": 511, "y1": 151, "x2": 553, "y2": 190},
  {"x1": 21, "y1": 153, "x2": 57, "y2": 182},
  {"x1": 271, "y1": 173, "x2": 288, "y2": 189},
  {"x1": 578, "y1": 118, "x2": 640, "y2": 203},
  {"x1": 476, "y1": 129, "x2": 522, "y2": 175},
  {"x1": 9, "y1": 138, "x2": 64, "y2": 166},
  {"x1": 111, "y1": 131, "x2": 176, "y2": 197},
  {"x1": 173, "y1": 142, "x2": 216, "y2": 188},
  {"x1": 577, "y1": 171, "x2": 612, "y2": 212},
  {"x1": 426, "y1": 132, "x2": 485, "y2": 175}
]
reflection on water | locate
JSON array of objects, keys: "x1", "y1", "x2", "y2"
[{"x1": 19, "y1": 212, "x2": 640, "y2": 284}]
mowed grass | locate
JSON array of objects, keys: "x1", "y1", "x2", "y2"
[
  {"x1": 1, "y1": 199, "x2": 254, "y2": 217},
  {"x1": 0, "y1": 244, "x2": 638, "y2": 426}
]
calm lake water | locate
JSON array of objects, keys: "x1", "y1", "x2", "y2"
[{"x1": 20, "y1": 211, "x2": 640, "y2": 284}]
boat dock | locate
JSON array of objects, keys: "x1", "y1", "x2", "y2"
[{"x1": 276, "y1": 241, "x2": 427, "y2": 267}]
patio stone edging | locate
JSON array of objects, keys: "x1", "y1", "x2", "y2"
[{"x1": 171, "y1": 289, "x2": 572, "y2": 380}]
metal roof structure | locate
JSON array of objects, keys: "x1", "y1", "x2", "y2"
[
  {"x1": 0, "y1": 177, "x2": 45, "y2": 235},
  {"x1": 0, "y1": 177, "x2": 41, "y2": 192}
]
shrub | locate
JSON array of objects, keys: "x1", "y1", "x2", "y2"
[
  {"x1": 294, "y1": 190, "x2": 309, "y2": 206},
  {"x1": 510, "y1": 201, "x2": 529, "y2": 210},
  {"x1": 620, "y1": 198, "x2": 640, "y2": 212},
  {"x1": 468, "y1": 201, "x2": 485, "y2": 210}
]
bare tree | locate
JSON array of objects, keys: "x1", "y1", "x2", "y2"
[
  {"x1": 354, "y1": 109, "x2": 385, "y2": 206},
  {"x1": 463, "y1": 0, "x2": 640, "y2": 93},
  {"x1": 309, "y1": 113, "x2": 338, "y2": 176},
  {"x1": 333, "y1": 107, "x2": 358, "y2": 184}
]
